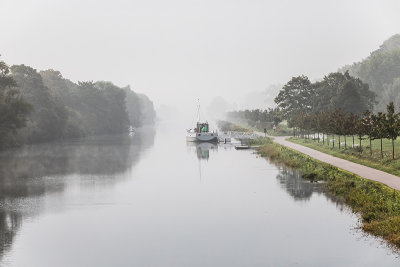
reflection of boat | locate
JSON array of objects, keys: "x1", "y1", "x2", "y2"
[
  {"x1": 186, "y1": 101, "x2": 218, "y2": 142},
  {"x1": 187, "y1": 142, "x2": 218, "y2": 160}
]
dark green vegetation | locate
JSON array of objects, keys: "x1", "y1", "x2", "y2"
[
  {"x1": 0, "y1": 62, "x2": 32, "y2": 148},
  {"x1": 0, "y1": 59, "x2": 155, "y2": 149},
  {"x1": 340, "y1": 34, "x2": 400, "y2": 111},
  {"x1": 255, "y1": 137, "x2": 400, "y2": 249}
]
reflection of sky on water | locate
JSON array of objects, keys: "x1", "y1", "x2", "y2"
[
  {"x1": 0, "y1": 127, "x2": 155, "y2": 261},
  {"x1": 0, "y1": 122, "x2": 399, "y2": 266}
]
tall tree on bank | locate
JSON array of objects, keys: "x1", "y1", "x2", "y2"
[
  {"x1": 274, "y1": 75, "x2": 313, "y2": 123},
  {"x1": 0, "y1": 60, "x2": 31, "y2": 148},
  {"x1": 313, "y1": 72, "x2": 347, "y2": 112}
]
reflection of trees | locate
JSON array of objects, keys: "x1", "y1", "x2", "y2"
[
  {"x1": 276, "y1": 166, "x2": 324, "y2": 201},
  {"x1": 0, "y1": 211, "x2": 22, "y2": 258},
  {"x1": 0, "y1": 127, "x2": 155, "y2": 260}
]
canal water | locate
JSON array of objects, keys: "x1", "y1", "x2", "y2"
[{"x1": 0, "y1": 122, "x2": 399, "y2": 266}]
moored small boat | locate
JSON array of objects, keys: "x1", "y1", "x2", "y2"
[{"x1": 186, "y1": 101, "x2": 218, "y2": 143}]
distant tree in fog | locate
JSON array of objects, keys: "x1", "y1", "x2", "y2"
[
  {"x1": 0, "y1": 60, "x2": 31, "y2": 148},
  {"x1": 339, "y1": 34, "x2": 400, "y2": 111},
  {"x1": 0, "y1": 58, "x2": 156, "y2": 150},
  {"x1": 11, "y1": 64, "x2": 67, "y2": 143}
]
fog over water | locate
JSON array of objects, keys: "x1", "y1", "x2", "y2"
[
  {"x1": 0, "y1": 123, "x2": 400, "y2": 266},
  {"x1": 1, "y1": 0, "x2": 400, "y2": 113}
]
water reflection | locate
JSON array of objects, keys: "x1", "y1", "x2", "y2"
[
  {"x1": 275, "y1": 165, "x2": 350, "y2": 215},
  {"x1": 186, "y1": 142, "x2": 218, "y2": 160},
  {"x1": 275, "y1": 166, "x2": 324, "y2": 201},
  {"x1": 0, "y1": 127, "x2": 155, "y2": 261}
]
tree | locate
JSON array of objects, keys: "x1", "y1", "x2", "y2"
[
  {"x1": 329, "y1": 109, "x2": 346, "y2": 149},
  {"x1": 0, "y1": 60, "x2": 32, "y2": 148},
  {"x1": 11, "y1": 65, "x2": 67, "y2": 143},
  {"x1": 313, "y1": 72, "x2": 347, "y2": 112},
  {"x1": 275, "y1": 75, "x2": 314, "y2": 121},
  {"x1": 353, "y1": 113, "x2": 367, "y2": 150},
  {"x1": 345, "y1": 113, "x2": 358, "y2": 148},
  {"x1": 371, "y1": 112, "x2": 387, "y2": 158},
  {"x1": 329, "y1": 72, "x2": 375, "y2": 114},
  {"x1": 383, "y1": 102, "x2": 400, "y2": 159},
  {"x1": 337, "y1": 111, "x2": 347, "y2": 149},
  {"x1": 361, "y1": 110, "x2": 373, "y2": 155},
  {"x1": 316, "y1": 111, "x2": 330, "y2": 144},
  {"x1": 271, "y1": 108, "x2": 282, "y2": 127}
]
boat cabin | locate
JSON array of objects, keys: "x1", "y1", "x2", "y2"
[{"x1": 195, "y1": 122, "x2": 209, "y2": 133}]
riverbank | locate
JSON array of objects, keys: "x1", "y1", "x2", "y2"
[{"x1": 253, "y1": 137, "x2": 400, "y2": 250}]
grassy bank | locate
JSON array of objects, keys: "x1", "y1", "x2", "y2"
[
  {"x1": 289, "y1": 137, "x2": 400, "y2": 177},
  {"x1": 254, "y1": 137, "x2": 400, "y2": 249}
]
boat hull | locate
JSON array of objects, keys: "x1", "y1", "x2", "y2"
[{"x1": 186, "y1": 132, "x2": 218, "y2": 142}]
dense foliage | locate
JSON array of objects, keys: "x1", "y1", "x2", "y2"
[
  {"x1": 0, "y1": 59, "x2": 156, "y2": 149},
  {"x1": 340, "y1": 34, "x2": 400, "y2": 111},
  {"x1": 11, "y1": 65, "x2": 68, "y2": 143},
  {"x1": 227, "y1": 71, "x2": 375, "y2": 136},
  {"x1": 275, "y1": 71, "x2": 375, "y2": 124},
  {"x1": 0, "y1": 61, "x2": 31, "y2": 149}
]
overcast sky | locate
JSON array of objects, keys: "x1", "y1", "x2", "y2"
[{"x1": 1, "y1": 0, "x2": 400, "y2": 111}]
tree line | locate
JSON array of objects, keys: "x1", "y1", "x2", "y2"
[
  {"x1": 226, "y1": 108, "x2": 282, "y2": 130},
  {"x1": 228, "y1": 68, "x2": 400, "y2": 160},
  {"x1": 0, "y1": 59, "x2": 156, "y2": 149},
  {"x1": 227, "y1": 71, "x2": 376, "y2": 132},
  {"x1": 291, "y1": 103, "x2": 400, "y2": 159}
]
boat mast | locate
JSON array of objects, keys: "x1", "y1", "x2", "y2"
[{"x1": 197, "y1": 98, "x2": 200, "y2": 122}]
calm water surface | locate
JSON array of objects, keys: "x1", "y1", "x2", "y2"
[{"x1": 0, "y1": 122, "x2": 399, "y2": 266}]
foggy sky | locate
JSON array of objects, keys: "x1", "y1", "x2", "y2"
[{"x1": 1, "y1": 0, "x2": 400, "y2": 111}]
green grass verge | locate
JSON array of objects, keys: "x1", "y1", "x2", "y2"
[
  {"x1": 254, "y1": 137, "x2": 400, "y2": 249},
  {"x1": 288, "y1": 137, "x2": 400, "y2": 177}
]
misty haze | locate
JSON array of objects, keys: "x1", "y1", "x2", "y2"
[{"x1": 1, "y1": 0, "x2": 400, "y2": 266}]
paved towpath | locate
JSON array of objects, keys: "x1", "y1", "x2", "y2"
[{"x1": 255, "y1": 132, "x2": 400, "y2": 191}]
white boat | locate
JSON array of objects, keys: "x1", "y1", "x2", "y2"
[{"x1": 186, "y1": 101, "x2": 218, "y2": 143}]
